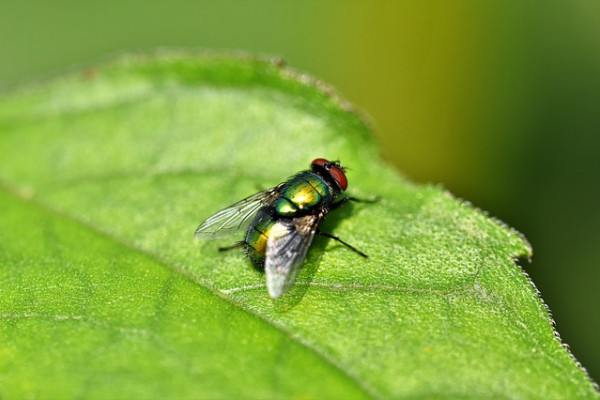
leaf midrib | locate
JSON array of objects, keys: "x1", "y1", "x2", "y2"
[{"x1": 0, "y1": 181, "x2": 383, "y2": 400}]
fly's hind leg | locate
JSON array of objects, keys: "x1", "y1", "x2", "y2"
[
  {"x1": 218, "y1": 241, "x2": 263, "y2": 271},
  {"x1": 218, "y1": 241, "x2": 246, "y2": 252},
  {"x1": 316, "y1": 230, "x2": 368, "y2": 258}
]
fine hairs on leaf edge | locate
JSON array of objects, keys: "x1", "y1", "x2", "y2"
[{"x1": 446, "y1": 188, "x2": 598, "y2": 391}]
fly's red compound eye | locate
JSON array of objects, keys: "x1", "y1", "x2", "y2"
[
  {"x1": 329, "y1": 166, "x2": 348, "y2": 191},
  {"x1": 311, "y1": 158, "x2": 329, "y2": 167}
]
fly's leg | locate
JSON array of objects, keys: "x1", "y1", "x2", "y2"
[
  {"x1": 330, "y1": 196, "x2": 378, "y2": 211},
  {"x1": 346, "y1": 196, "x2": 379, "y2": 203},
  {"x1": 316, "y1": 230, "x2": 368, "y2": 258},
  {"x1": 218, "y1": 241, "x2": 246, "y2": 252},
  {"x1": 323, "y1": 196, "x2": 376, "y2": 257},
  {"x1": 218, "y1": 241, "x2": 262, "y2": 270}
]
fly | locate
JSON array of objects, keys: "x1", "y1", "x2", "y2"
[{"x1": 195, "y1": 158, "x2": 370, "y2": 299}]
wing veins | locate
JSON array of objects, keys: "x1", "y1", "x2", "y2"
[{"x1": 195, "y1": 187, "x2": 280, "y2": 239}]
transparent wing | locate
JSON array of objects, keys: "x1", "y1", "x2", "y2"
[
  {"x1": 265, "y1": 215, "x2": 320, "y2": 299},
  {"x1": 195, "y1": 187, "x2": 280, "y2": 239}
]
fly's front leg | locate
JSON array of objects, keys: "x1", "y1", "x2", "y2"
[{"x1": 330, "y1": 196, "x2": 379, "y2": 211}]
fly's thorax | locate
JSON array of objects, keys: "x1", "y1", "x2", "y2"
[{"x1": 274, "y1": 172, "x2": 334, "y2": 217}]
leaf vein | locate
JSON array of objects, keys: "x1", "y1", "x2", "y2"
[{"x1": 0, "y1": 182, "x2": 383, "y2": 400}]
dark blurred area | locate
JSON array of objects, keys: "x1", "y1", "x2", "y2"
[{"x1": 1, "y1": 1, "x2": 598, "y2": 382}]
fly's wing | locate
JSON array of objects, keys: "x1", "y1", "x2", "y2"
[
  {"x1": 265, "y1": 214, "x2": 321, "y2": 299},
  {"x1": 195, "y1": 187, "x2": 280, "y2": 239}
]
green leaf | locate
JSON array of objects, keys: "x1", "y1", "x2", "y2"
[{"x1": 0, "y1": 51, "x2": 597, "y2": 399}]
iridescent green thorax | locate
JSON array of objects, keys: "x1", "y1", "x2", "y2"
[{"x1": 274, "y1": 172, "x2": 333, "y2": 216}]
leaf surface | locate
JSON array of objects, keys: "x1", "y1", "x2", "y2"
[{"x1": 0, "y1": 51, "x2": 596, "y2": 399}]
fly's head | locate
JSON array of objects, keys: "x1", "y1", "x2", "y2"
[{"x1": 310, "y1": 158, "x2": 348, "y2": 193}]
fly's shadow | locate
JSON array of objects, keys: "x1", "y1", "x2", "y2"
[{"x1": 272, "y1": 197, "x2": 373, "y2": 309}]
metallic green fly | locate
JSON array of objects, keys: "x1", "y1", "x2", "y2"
[{"x1": 195, "y1": 158, "x2": 369, "y2": 299}]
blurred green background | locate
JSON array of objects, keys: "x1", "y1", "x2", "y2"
[{"x1": 1, "y1": 1, "x2": 598, "y2": 384}]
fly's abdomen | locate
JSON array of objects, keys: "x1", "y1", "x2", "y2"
[
  {"x1": 245, "y1": 210, "x2": 276, "y2": 265},
  {"x1": 274, "y1": 172, "x2": 332, "y2": 216}
]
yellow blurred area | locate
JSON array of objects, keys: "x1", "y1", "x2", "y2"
[{"x1": 1, "y1": 0, "x2": 598, "y2": 383}]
